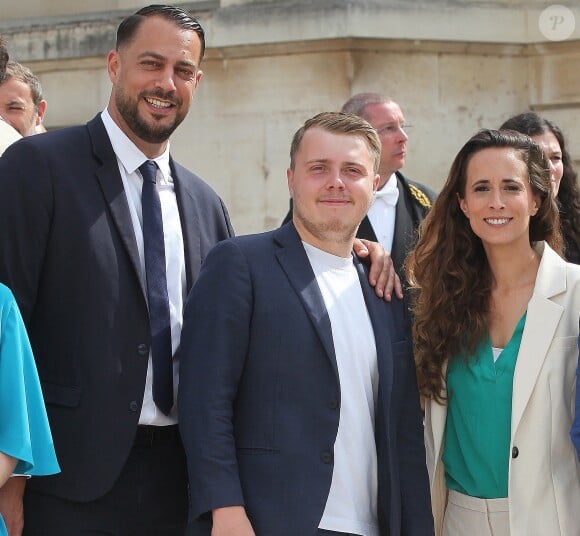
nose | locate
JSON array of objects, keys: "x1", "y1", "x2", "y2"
[
  {"x1": 326, "y1": 170, "x2": 345, "y2": 190},
  {"x1": 154, "y1": 66, "x2": 177, "y2": 93},
  {"x1": 398, "y1": 126, "x2": 409, "y2": 142},
  {"x1": 489, "y1": 188, "x2": 505, "y2": 209}
]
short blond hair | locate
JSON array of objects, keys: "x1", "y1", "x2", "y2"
[{"x1": 289, "y1": 112, "x2": 381, "y2": 173}]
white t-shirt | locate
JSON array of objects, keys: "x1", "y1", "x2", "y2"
[{"x1": 303, "y1": 242, "x2": 379, "y2": 536}]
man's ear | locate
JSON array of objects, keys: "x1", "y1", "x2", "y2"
[
  {"x1": 287, "y1": 168, "x2": 294, "y2": 198},
  {"x1": 35, "y1": 100, "x2": 47, "y2": 125},
  {"x1": 107, "y1": 49, "x2": 120, "y2": 83}
]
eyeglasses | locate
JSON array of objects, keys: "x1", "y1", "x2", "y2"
[{"x1": 376, "y1": 123, "x2": 412, "y2": 137}]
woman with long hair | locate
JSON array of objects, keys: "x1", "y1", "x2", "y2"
[
  {"x1": 500, "y1": 112, "x2": 580, "y2": 263},
  {"x1": 406, "y1": 129, "x2": 580, "y2": 535}
]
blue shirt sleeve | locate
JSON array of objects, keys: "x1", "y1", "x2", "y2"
[
  {"x1": 0, "y1": 284, "x2": 60, "y2": 476},
  {"x1": 571, "y1": 331, "x2": 580, "y2": 461}
]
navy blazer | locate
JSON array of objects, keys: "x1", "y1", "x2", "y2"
[
  {"x1": 178, "y1": 223, "x2": 433, "y2": 536},
  {"x1": 0, "y1": 115, "x2": 233, "y2": 501}
]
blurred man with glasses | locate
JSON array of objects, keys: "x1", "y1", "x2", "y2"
[{"x1": 341, "y1": 93, "x2": 436, "y2": 278}]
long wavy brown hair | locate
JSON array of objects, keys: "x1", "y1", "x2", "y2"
[{"x1": 406, "y1": 129, "x2": 562, "y2": 402}]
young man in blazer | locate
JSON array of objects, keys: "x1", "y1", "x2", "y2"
[{"x1": 179, "y1": 112, "x2": 433, "y2": 536}]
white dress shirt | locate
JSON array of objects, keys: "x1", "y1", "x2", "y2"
[
  {"x1": 366, "y1": 173, "x2": 399, "y2": 253},
  {"x1": 101, "y1": 109, "x2": 185, "y2": 426}
]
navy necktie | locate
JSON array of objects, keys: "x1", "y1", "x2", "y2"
[{"x1": 140, "y1": 160, "x2": 173, "y2": 415}]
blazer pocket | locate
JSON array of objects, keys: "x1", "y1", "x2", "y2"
[{"x1": 41, "y1": 382, "x2": 82, "y2": 408}]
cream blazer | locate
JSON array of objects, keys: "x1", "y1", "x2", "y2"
[{"x1": 424, "y1": 242, "x2": 580, "y2": 536}]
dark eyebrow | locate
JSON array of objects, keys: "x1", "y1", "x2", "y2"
[
  {"x1": 137, "y1": 51, "x2": 197, "y2": 70},
  {"x1": 471, "y1": 178, "x2": 524, "y2": 187},
  {"x1": 501, "y1": 178, "x2": 525, "y2": 184}
]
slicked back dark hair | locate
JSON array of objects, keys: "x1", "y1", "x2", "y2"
[{"x1": 116, "y1": 4, "x2": 205, "y2": 62}]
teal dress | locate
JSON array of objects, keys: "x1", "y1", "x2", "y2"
[{"x1": 0, "y1": 284, "x2": 59, "y2": 535}]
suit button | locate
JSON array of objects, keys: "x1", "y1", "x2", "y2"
[
  {"x1": 129, "y1": 400, "x2": 139, "y2": 412},
  {"x1": 137, "y1": 343, "x2": 148, "y2": 356},
  {"x1": 321, "y1": 451, "x2": 332, "y2": 464},
  {"x1": 328, "y1": 399, "x2": 338, "y2": 410},
  {"x1": 511, "y1": 446, "x2": 519, "y2": 458}
]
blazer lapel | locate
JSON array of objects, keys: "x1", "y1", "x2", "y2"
[
  {"x1": 274, "y1": 224, "x2": 338, "y2": 379},
  {"x1": 88, "y1": 115, "x2": 146, "y2": 299},
  {"x1": 353, "y1": 257, "x2": 393, "y2": 420},
  {"x1": 511, "y1": 244, "x2": 566, "y2": 435}
]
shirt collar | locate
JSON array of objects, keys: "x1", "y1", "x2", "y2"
[
  {"x1": 373, "y1": 173, "x2": 399, "y2": 206},
  {"x1": 101, "y1": 108, "x2": 172, "y2": 182}
]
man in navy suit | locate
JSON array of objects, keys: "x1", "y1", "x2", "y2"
[
  {"x1": 0, "y1": 5, "x2": 233, "y2": 535},
  {"x1": 179, "y1": 112, "x2": 433, "y2": 536}
]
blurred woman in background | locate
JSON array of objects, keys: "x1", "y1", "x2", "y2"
[{"x1": 500, "y1": 112, "x2": 580, "y2": 263}]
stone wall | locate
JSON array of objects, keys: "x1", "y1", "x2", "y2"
[{"x1": 1, "y1": 0, "x2": 579, "y2": 233}]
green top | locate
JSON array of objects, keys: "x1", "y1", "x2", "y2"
[{"x1": 442, "y1": 313, "x2": 527, "y2": 498}]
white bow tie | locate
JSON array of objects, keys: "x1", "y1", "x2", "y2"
[{"x1": 374, "y1": 186, "x2": 399, "y2": 207}]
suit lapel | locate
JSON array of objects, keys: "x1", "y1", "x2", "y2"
[
  {"x1": 511, "y1": 244, "x2": 566, "y2": 435},
  {"x1": 171, "y1": 161, "x2": 201, "y2": 291},
  {"x1": 391, "y1": 177, "x2": 414, "y2": 275},
  {"x1": 88, "y1": 115, "x2": 146, "y2": 299},
  {"x1": 274, "y1": 224, "x2": 338, "y2": 379},
  {"x1": 356, "y1": 215, "x2": 378, "y2": 242}
]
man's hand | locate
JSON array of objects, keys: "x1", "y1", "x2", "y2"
[
  {"x1": 0, "y1": 476, "x2": 26, "y2": 536},
  {"x1": 353, "y1": 239, "x2": 403, "y2": 301},
  {"x1": 211, "y1": 506, "x2": 256, "y2": 536}
]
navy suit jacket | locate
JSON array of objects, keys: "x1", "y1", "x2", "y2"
[
  {"x1": 178, "y1": 223, "x2": 433, "y2": 536},
  {"x1": 0, "y1": 115, "x2": 233, "y2": 501}
]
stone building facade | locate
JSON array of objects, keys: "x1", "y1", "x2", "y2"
[{"x1": 2, "y1": 0, "x2": 579, "y2": 233}]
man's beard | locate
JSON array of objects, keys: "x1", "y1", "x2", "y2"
[
  {"x1": 293, "y1": 204, "x2": 358, "y2": 246},
  {"x1": 115, "y1": 87, "x2": 185, "y2": 143}
]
